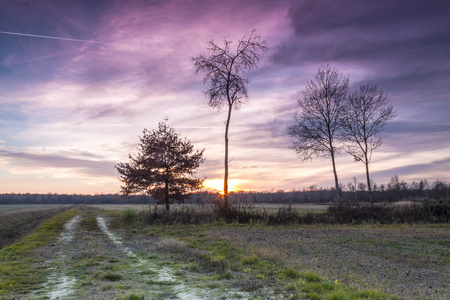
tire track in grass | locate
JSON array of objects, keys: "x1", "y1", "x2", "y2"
[
  {"x1": 96, "y1": 216, "x2": 256, "y2": 299},
  {"x1": 39, "y1": 215, "x2": 82, "y2": 299},
  {"x1": 97, "y1": 216, "x2": 209, "y2": 299}
]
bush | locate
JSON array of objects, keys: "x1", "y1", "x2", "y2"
[
  {"x1": 122, "y1": 209, "x2": 137, "y2": 223},
  {"x1": 327, "y1": 199, "x2": 450, "y2": 224}
]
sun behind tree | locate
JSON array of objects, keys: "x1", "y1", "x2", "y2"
[{"x1": 116, "y1": 120, "x2": 205, "y2": 210}]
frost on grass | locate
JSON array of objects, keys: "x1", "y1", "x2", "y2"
[
  {"x1": 96, "y1": 216, "x2": 225, "y2": 300},
  {"x1": 38, "y1": 215, "x2": 82, "y2": 299}
]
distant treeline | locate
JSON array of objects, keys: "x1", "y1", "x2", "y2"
[{"x1": 1, "y1": 177, "x2": 448, "y2": 205}]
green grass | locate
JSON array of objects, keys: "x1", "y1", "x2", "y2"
[{"x1": 0, "y1": 207, "x2": 78, "y2": 295}]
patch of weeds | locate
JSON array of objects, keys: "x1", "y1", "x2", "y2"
[
  {"x1": 304, "y1": 292, "x2": 321, "y2": 300},
  {"x1": 281, "y1": 267, "x2": 301, "y2": 279},
  {"x1": 101, "y1": 271, "x2": 123, "y2": 281},
  {"x1": 147, "y1": 279, "x2": 177, "y2": 286},
  {"x1": 140, "y1": 269, "x2": 157, "y2": 276},
  {"x1": 187, "y1": 262, "x2": 199, "y2": 272},
  {"x1": 242, "y1": 255, "x2": 259, "y2": 265},
  {"x1": 220, "y1": 270, "x2": 233, "y2": 280},
  {"x1": 122, "y1": 209, "x2": 138, "y2": 224},
  {"x1": 100, "y1": 282, "x2": 115, "y2": 291},
  {"x1": 206, "y1": 281, "x2": 222, "y2": 289},
  {"x1": 284, "y1": 282, "x2": 297, "y2": 291},
  {"x1": 173, "y1": 269, "x2": 184, "y2": 276},
  {"x1": 302, "y1": 282, "x2": 335, "y2": 294},
  {"x1": 300, "y1": 271, "x2": 323, "y2": 283}
]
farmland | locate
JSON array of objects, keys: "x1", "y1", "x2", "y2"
[
  {"x1": 0, "y1": 204, "x2": 68, "y2": 213},
  {"x1": 0, "y1": 203, "x2": 448, "y2": 299}
]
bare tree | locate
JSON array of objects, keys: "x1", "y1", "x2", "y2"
[
  {"x1": 116, "y1": 120, "x2": 205, "y2": 210},
  {"x1": 287, "y1": 65, "x2": 349, "y2": 202},
  {"x1": 192, "y1": 30, "x2": 267, "y2": 207},
  {"x1": 343, "y1": 84, "x2": 396, "y2": 204}
]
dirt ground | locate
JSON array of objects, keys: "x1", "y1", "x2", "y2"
[{"x1": 208, "y1": 224, "x2": 450, "y2": 300}]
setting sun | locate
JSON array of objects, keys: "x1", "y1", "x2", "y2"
[{"x1": 203, "y1": 179, "x2": 248, "y2": 193}]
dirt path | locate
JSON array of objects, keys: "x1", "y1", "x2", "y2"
[{"x1": 26, "y1": 207, "x2": 259, "y2": 299}]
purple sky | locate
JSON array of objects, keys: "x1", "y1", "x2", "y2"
[{"x1": 0, "y1": 0, "x2": 449, "y2": 194}]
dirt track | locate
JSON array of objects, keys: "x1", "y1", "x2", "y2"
[{"x1": 23, "y1": 206, "x2": 276, "y2": 299}]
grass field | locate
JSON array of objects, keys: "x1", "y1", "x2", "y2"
[
  {"x1": 0, "y1": 204, "x2": 448, "y2": 299},
  {"x1": 0, "y1": 204, "x2": 66, "y2": 213}
]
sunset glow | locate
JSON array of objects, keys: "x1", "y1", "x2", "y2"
[
  {"x1": 203, "y1": 179, "x2": 248, "y2": 194},
  {"x1": 0, "y1": 0, "x2": 448, "y2": 194}
]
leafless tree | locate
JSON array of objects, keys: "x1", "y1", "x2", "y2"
[
  {"x1": 287, "y1": 65, "x2": 349, "y2": 202},
  {"x1": 116, "y1": 120, "x2": 205, "y2": 210},
  {"x1": 192, "y1": 30, "x2": 267, "y2": 207},
  {"x1": 342, "y1": 84, "x2": 396, "y2": 204}
]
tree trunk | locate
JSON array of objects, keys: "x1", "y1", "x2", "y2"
[
  {"x1": 364, "y1": 152, "x2": 373, "y2": 204},
  {"x1": 330, "y1": 148, "x2": 340, "y2": 202},
  {"x1": 164, "y1": 179, "x2": 169, "y2": 211},
  {"x1": 223, "y1": 103, "x2": 232, "y2": 208}
]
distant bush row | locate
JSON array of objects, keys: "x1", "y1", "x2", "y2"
[{"x1": 121, "y1": 199, "x2": 449, "y2": 226}]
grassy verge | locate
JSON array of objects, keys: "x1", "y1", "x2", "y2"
[
  {"x1": 0, "y1": 207, "x2": 78, "y2": 296},
  {"x1": 0, "y1": 205, "x2": 74, "y2": 249}
]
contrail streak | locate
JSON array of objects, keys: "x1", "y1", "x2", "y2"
[{"x1": 0, "y1": 30, "x2": 105, "y2": 44}]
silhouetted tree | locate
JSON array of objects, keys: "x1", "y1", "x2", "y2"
[
  {"x1": 287, "y1": 65, "x2": 349, "y2": 202},
  {"x1": 342, "y1": 84, "x2": 396, "y2": 204},
  {"x1": 192, "y1": 30, "x2": 267, "y2": 207},
  {"x1": 116, "y1": 120, "x2": 205, "y2": 210}
]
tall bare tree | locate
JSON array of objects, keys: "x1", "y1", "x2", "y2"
[
  {"x1": 287, "y1": 65, "x2": 349, "y2": 202},
  {"x1": 342, "y1": 84, "x2": 396, "y2": 204},
  {"x1": 116, "y1": 120, "x2": 205, "y2": 210},
  {"x1": 192, "y1": 30, "x2": 267, "y2": 207}
]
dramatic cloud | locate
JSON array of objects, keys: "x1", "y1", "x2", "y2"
[{"x1": 0, "y1": 0, "x2": 448, "y2": 194}]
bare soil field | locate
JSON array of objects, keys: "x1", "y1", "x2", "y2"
[{"x1": 206, "y1": 224, "x2": 449, "y2": 299}]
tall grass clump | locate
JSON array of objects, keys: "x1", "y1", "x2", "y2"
[
  {"x1": 123, "y1": 198, "x2": 449, "y2": 226},
  {"x1": 136, "y1": 202, "x2": 327, "y2": 226},
  {"x1": 327, "y1": 199, "x2": 450, "y2": 224}
]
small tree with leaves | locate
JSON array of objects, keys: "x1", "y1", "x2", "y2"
[
  {"x1": 342, "y1": 84, "x2": 396, "y2": 204},
  {"x1": 287, "y1": 65, "x2": 349, "y2": 202},
  {"x1": 116, "y1": 120, "x2": 205, "y2": 210},
  {"x1": 192, "y1": 29, "x2": 267, "y2": 207}
]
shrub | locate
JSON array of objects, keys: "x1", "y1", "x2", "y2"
[{"x1": 122, "y1": 209, "x2": 137, "y2": 224}]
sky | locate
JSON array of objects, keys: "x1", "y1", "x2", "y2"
[{"x1": 0, "y1": 0, "x2": 449, "y2": 194}]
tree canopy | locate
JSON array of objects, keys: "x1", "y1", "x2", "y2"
[
  {"x1": 287, "y1": 65, "x2": 349, "y2": 202},
  {"x1": 342, "y1": 84, "x2": 396, "y2": 203},
  {"x1": 116, "y1": 121, "x2": 205, "y2": 210}
]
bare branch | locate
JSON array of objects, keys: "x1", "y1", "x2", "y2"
[{"x1": 288, "y1": 65, "x2": 349, "y2": 202}]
